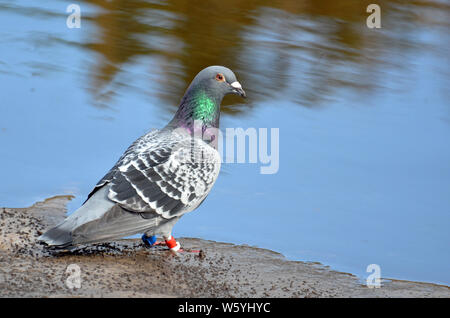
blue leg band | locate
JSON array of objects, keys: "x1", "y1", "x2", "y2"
[{"x1": 142, "y1": 234, "x2": 157, "y2": 246}]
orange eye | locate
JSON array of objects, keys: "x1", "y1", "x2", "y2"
[{"x1": 215, "y1": 73, "x2": 225, "y2": 82}]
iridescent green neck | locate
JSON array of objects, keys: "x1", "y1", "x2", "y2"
[
  {"x1": 192, "y1": 90, "x2": 219, "y2": 123},
  {"x1": 168, "y1": 86, "x2": 222, "y2": 131}
]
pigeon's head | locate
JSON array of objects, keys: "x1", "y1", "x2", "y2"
[
  {"x1": 189, "y1": 66, "x2": 246, "y2": 99},
  {"x1": 172, "y1": 66, "x2": 246, "y2": 129}
]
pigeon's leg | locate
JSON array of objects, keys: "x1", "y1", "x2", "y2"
[
  {"x1": 142, "y1": 218, "x2": 198, "y2": 253},
  {"x1": 162, "y1": 235, "x2": 181, "y2": 252}
]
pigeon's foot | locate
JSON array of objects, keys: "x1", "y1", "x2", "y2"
[
  {"x1": 141, "y1": 234, "x2": 180, "y2": 251},
  {"x1": 142, "y1": 234, "x2": 200, "y2": 253}
]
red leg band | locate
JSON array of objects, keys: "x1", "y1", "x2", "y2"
[{"x1": 165, "y1": 236, "x2": 178, "y2": 249}]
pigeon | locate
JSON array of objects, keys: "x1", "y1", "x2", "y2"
[{"x1": 38, "y1": 66, "x2": 246, "y2": 252}]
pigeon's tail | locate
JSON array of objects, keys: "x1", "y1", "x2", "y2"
[
  {"x1": 38, "y1": 205, "x2": 160, "y2": 248},
  {"x1": 38, "y1": 222, "x2": 74, "y2": 248},
  {"x1": 38, "y1": 185, "x2": 161, "y2": 248},
  {"x1": 68, "y1": 204, "x2": 160, "y2": 246}
]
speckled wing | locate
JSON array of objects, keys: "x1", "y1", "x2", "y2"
[{"x1": 89, "y1": 129, "x2": 221, "y2": 219}]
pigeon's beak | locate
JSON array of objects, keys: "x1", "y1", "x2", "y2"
[{"x1": 230, "y1": 81, "x2": 246, "y2": 98}]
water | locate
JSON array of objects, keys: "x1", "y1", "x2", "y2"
[{"x1": 1, "y1": 0, "x2": 449, "y2": 285}]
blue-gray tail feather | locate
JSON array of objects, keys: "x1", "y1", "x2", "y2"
[{"x1": 38, "y1": 204, "x2": 160, "y2": 248}]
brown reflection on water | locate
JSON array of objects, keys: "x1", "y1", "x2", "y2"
[{"x1": 82, "y1": 0, "x2": 449, "y2": 112}]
